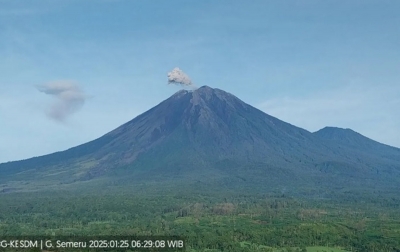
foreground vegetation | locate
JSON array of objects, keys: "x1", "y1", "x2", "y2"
[{"x1": 0, "y1": 185, "x2": 399, "y2": 252}]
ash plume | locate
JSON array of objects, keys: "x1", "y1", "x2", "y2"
[
  {"x1": 167, "y1": 67, "x2": 196, "y2": 88},
  {"x1": 37, "y1": 81, "x2": 86, "y2": 122}
]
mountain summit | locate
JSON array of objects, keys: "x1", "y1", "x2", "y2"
[{"x1": 1, "y1": 86, "x2": 400, "y2": 193}]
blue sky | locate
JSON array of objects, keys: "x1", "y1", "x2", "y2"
[{"x1": 1, "y1": 0, "x2": 399, "y2": 163}]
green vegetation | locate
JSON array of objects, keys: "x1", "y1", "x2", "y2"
[{"x1": 0, "y1": 186, "x2": 399, "y2": 252}]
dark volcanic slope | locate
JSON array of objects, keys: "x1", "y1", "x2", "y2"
[{"x1": 1, "y1": 86, "x2": 400, "y2": 192}]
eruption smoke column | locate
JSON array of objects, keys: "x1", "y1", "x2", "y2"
[{"x1": 167, "y1": 67, "x2": 196, "y2": 89}]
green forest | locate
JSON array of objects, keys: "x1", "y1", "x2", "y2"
[{"x1": 0, "y1": 186, "x2": 399, "y2": 252}]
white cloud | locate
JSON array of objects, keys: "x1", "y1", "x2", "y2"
[{"x1": 37, "y1": 80, "x2": 87, "y2": 122}]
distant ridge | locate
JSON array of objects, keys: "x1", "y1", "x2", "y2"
[{"x1": 314, "y1": 126, "x2": 400, "y2": 159}]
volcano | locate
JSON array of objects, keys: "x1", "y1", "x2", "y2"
[{"x1": 1, "y1": 86, "x2": 400, "y2": 193}]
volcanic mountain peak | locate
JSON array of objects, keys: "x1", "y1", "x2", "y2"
[
  {"x1": 171, "y1": 89, "x2": 190, "y2": 98},
  {"x1": 1, "y1": 85, "x2": 400, "y2": 193},
  {"x1": 196, "y1": 85, "x2": 214, "y2": 92}
]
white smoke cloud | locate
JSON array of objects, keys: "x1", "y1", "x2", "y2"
[
  {"x1": 37, "y1": 80, "x2": 86, "y2": 122},
  {"x1": 167, "y1": 67, "x2": 195, "y2": 88}
]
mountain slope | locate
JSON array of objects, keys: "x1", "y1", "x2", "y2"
[
  {"x1": 1, "y1": 86, "x2": 400, "y2": 193},
  {"x1": 314, "y1": 127, "x2": 400, "y2": 159}
]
